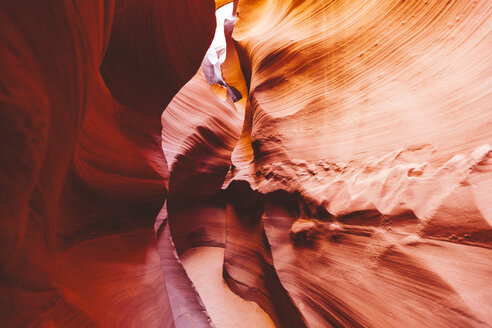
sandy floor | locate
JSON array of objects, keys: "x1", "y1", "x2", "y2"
[{"x1": 180, "y1": 247, "x2": 275, "y2": 328}]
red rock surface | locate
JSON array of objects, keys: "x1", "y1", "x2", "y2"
[
  {"x1": 1, "y1": 0, "x2": 491, "y2": 327},
  {"x1": 0, "y1": 1, "x2": 215, "y2": 327}
]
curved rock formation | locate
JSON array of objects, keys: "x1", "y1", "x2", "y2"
[
  {"x1": 222, "y1": 0, "x2": 492, "y2": 326},
  {"x1": 1, "y1": 1, "x2": 215, "y2": 326},
  {"x1": 1, "y1": 0, "x2": 491, "y2": 327}
]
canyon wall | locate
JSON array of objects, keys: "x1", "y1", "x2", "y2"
[
  {"x1": 0, "y1": 1, "x2": 215, "y2": 327},
  {"x1": 1, "y1": 0, "x2": 491, "y2": 327},
  {"x1": 167, "y1": 0, "x2": 492, "y2": 327},
  {"x1": 227, "y1": 0, "x2": 492, "y2": 326}
]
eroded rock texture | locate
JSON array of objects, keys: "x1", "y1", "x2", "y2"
[
  {"x1": 221, "y1": 0, "x2": 492, "y2": 327},
  {"x1": 1, "y1": 0, "x2": 491, "y2": 327}
]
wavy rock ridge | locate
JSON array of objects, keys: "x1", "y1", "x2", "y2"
[{"x1": 1, "y1": 0, "x2": 491, "y2": 327}]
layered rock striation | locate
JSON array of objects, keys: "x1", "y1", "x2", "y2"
[{"x1": 1, "y1": 0, "x2": 491, "y2": 327}]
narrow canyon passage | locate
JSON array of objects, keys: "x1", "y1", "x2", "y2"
[
  {"x1": 180, "y1": 247, "x2": 275, "y2": 328},
  {"x1": 1, "y1": 0, "x2": 491, "y2": 327}
]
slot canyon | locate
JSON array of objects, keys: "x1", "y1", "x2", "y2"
[{"x1": 1, "y1": 0, "x2": 491, "y2": 327}]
